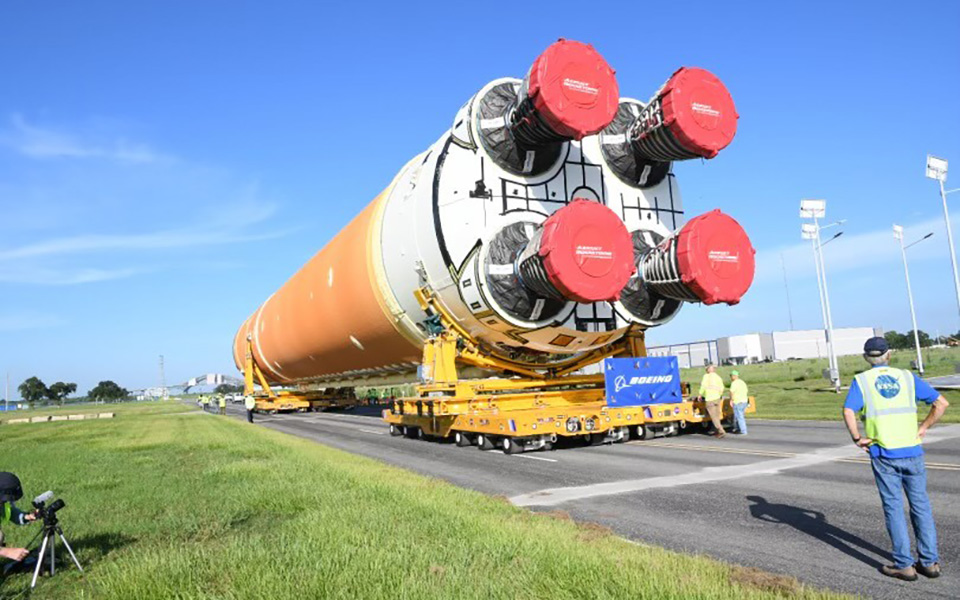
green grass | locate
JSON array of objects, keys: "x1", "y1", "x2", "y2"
[
  {"x1": 0, "y1": 405, "x2": 846, "y2": 599},
  {"x1": 1, "y1": 399, "x2": 190, "y2": 421},
  {"x1": 680, "y1": 347, "x2": 960, "y2": 422}
]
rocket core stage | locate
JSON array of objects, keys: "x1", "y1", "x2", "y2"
[{"x1": 234, "y1": 39, "x2": 754, "y2": 386}]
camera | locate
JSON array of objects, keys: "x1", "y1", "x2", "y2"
[{"x1": 31, "y1": 491, "x2": 66, "y2": 526}]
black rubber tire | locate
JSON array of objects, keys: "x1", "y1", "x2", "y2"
[
  {"x1": 634, "y1": 424, "x2": 649, "y2": 440},
  {"x1": 389, "y1": 424, "x2": 403, "y2": 437},
  {"x1": 502, "y1": 437, "x2": 521, "y2": 455},
  {"x1": 477, "y1": 434, "x2": 496, "y2": 451},
  {"x1": 455, "y1": 432, "x2": 472, "y2": 447}
]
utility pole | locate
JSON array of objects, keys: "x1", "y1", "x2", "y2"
[
  {"x1": 780, "y1": 253, "x2": 795, "y2": 330},
  {"x1": 158, "y1": 355, "x2": 167, "y2": 400},
  {"x1": 926, "y1": 155, "x2": 960, "y2": 325},
  {"x1": 894, "y1": 225, "x2": 934, "y2": 375},
  {"x1": 801, "y1": 200, "x2": 843, "y2": 392},
  {"x1": 5, "y1": 371, "x2": 9, "y2": 413}
]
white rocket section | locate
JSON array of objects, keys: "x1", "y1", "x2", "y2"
[{"x1": 375, "y1": 78, "x2": 686, "y2": 363}]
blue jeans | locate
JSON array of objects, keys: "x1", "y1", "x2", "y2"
[
  {"x1": 870, "y1": 455, "x2": 939, "y2": 568},
  {"x1": 732, "y1": 403, "x2": 748, "y2": 434}
]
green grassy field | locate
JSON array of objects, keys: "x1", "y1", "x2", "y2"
[
  {"x1": 0, "y1": 405, "x2": 846, "y2": 599},
  {"x1": 0, "y1": 399, "x2": 191, "y2": 422},
  {"x1": 679, "y1": 348, "x2": 960, "y2": 422}
]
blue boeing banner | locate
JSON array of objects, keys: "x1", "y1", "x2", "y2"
[{"x1": 603, "y1": 356, "x2": 682, "y2": 407}]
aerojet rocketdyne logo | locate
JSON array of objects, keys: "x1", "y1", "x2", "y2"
[{"x1": 874, "y1": 375, "x2": 901, "y2": 399}]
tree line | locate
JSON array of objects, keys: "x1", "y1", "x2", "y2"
[
  {"x1": 15, "y1": 377, "x2": 129, "y2": 405},
  {"x1": 883, "y1": 329, "x2": 958, "y2": 350}
]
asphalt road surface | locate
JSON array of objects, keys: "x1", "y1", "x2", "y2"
[{"x1": 203, "y1": 401, "x2": 959, "y2": 599}]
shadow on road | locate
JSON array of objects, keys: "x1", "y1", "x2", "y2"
[{"x1": 746, "y1": 496, "x2": 891, "y2": 569}]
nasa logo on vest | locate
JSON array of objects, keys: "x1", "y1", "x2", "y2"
[{"x1": 874, "y1": 374, "x2": 901, "y2": 399}]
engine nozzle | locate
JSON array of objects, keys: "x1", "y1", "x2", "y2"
[
  {"x1": 510, "y1": 39, "x2": 620, "y2": 146},
  {"x1": 517, "y1": 200, "x2": 635, "y2": 303},
  {"x1": 630, "y1": 67, "x2": 738, "y2": 162},
  {"x1": 639, "y1": 210, "x2": 755, "y2": 305}
]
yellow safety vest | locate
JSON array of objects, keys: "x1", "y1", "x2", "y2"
[
  {"x1": 699, "y1": 373, "x2": 724, "y2": 402},
  {"x1": 218, "y1": 396, "x2": 226, "y2": 407},
  {"x1": 855, "y1": 367, "x2": 919, "y2": 451},
  {"x1": 730, "y1": 379, "x2": 749, "y2": 405},
  {"x1": 3, "y1": 502, "x2": 9, "y2": 522},
  {"x1": 244, "y1": 396, "x2": 256, "y2": 410}
]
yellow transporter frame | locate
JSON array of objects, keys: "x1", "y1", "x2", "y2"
[
  {"x1": 383, "y1": 288, "x2": 754, "y2": 453},
  {"x1": 242, "y1": 341, "x2": 359, "y2": 414}
]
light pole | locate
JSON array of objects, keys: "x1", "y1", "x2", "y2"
[
  {"x1": 893, "y1": 225, "x2": 934, "y2": 375},
  {"x1": 780, "y1": 253, "x2": 795, "y2": 330},
  {"x1": 926, "y1": 155, "x2": 960, "y2": 324},
  {"x1": 801, "y1": 199, "x2": 843, "y2": 392}
]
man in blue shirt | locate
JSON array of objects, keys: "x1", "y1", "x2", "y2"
[{"x1": 842, "y1": 337, "x2": 949, "y2": 581}]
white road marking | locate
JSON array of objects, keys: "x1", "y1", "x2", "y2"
[
  {"x1": 511, "y1": 424, "x2": 960, "y2": 507},
  {"x1": 359, "y1": 428, "x2": 386, "y2": 435},
  {"x1": 514, "y1": 454, "x2": 558, "y2": 463}
]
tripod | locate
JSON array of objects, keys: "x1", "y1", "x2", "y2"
[{"x1": 27, "y1": 512, "x2": 83, "y2": 589}]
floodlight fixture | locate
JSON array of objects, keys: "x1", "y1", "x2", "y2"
[
  {"x1": 800, "y1": 199, "x2": 826, "y2": 219},
  {"x1": 926, "y1": 155, "x2": 948, "y2": 182},
  {"x1": 893, "y1": 224, "x2": 904, "y2": 240}
]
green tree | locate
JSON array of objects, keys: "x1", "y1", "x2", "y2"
[
  {"x1": 88, "y1": 380, "x2": 129, "y2": 403},
  {"x1": 47, "y1": 382, "x2": 78, "y2": 406},
  {"x1": 18, "y1": 376, "x2": 48, "y2": 404},
  {"x1": 214, "y1": 383, "x2": 243, "y2": 395}
]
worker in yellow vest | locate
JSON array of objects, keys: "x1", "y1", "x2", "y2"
[
  {"x1": 244, "y1": 394, "x2": 256, "y2": 423},
  {"x1": 843, "y1": 337, "x2": 949, "y2": 581},
  {"x1": 697, "y1": 365, "x2": 726, "y2": 438},
  {"x1": 218, "y1": 394, "x2": 227, "y2": 415},
  {"x1": 729, "y1": 371, "x2": 749, "y2": 435}
]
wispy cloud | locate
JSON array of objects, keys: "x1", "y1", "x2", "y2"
[
  {"x1": 0, "y1": 312, "x2": 64, "y2": 332},
  {"x1": 0, "y1": 114, "x2": 172, "y2": 164},
  {"x1": 754, "y1": 214, "x2": 954, "y2": 285},
  {"x1": 0, "y1": 265, "x2": 144, "y2": 286}
]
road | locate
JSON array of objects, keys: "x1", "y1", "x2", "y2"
[{"x1": 204, "y1": 401, "x2": 959, "y2": 599}]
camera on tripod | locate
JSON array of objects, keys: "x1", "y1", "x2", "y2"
[
  {"x1": 31, "y1": 491, "x2": 66, "y2": 525},
  {"x1": 25, "y1": 491, "x2": 83, "y2": 588}
]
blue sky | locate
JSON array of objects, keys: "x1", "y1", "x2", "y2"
[{"x1": 2, "y1": 1, "x2": 959, "y2": 397}]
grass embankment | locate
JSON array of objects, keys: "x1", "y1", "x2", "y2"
[
  {"x1": 0, "y1": 405, "x2": 845, "y2": 599},
  {"x1": 681, "y1": 347, "x2": 960, "y2": 422}
]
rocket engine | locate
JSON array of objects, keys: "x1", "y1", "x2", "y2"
[{"x1": 234, "y1": 40, "x2": 754, "y2": 386}]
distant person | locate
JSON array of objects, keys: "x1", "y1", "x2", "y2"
[
  {"x1": 730, "y1": 371, "x2": 749, "y2": 435},
  {"x1": 244, "y1": 394, "x2": 256, "y2": 423},
  {"x1": 698, "y1": 365, "x2": 726, "y2": 438},
  {"x1": 0, "y1": 472, "x2": 38, "y2": 564},
  {"x1": 842, "y1": 337, "x2": 949, "y2": 581},
  {"x1": 218, "y1": 394, "x2": 227, "y2": 415}
]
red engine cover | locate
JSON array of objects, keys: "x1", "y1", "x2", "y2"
[
  {"x1": 527, "y1": 39, "x2": 620, "y2": 140},
  {"x1": 660, "y1": 67, "x2": 738, "y2": 159},
  {"x1": 538, "y1": 199, "x2": 635, "y2": 303},
  {"x1": 675, "y1": 210, "x2": 755, "y2": 305}
]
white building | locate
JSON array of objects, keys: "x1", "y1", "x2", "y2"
[
  {"x1": 717, "y1": 333, "x2": 774, "y2": 365},
  {"x1": 647, "y1": 340, "x2": 719, "y2": 369},
  {"x1": 770, "y1": 327, "x2": 881, "y2": 361},
  {"x1": 651, "y1": 327, "x2": 882, "y2": 368}
]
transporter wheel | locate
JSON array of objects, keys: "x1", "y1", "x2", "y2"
[
  {"x1": 404, "y1": 426, "x2": 420, "y2": 439},
  {"x1": 633, "y1": 424, "x2": 649, "y2": 441},
  {"x1": 477, "y1": 434, "x2": 496, "y2": 451},
  {"x1": 502, "y1": 437, "x2": 522, "y2": 455},
  {"x1": 589, "y1": 433, "x2": 607, "y2": 446},
  {"x1": 455, "y1": 431, "x2": 472, "y2": 447},
  {"x1": 389, "y1": 424, "x2": 403, "y2": 437},
  {"x1": 615, "y1": 427, "x2": 630, "y2": 443}
]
